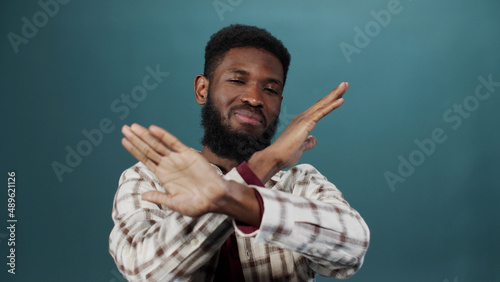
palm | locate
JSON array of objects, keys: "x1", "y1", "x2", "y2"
[
  {"x1": 272, "y1": 116, "x2": 317, "y2": 168},
  {"x1": 271, "y1": 82, "x2": 349, "y2": 169},
  {"x1": 121, "y1": 124, "x2": 226, "y2": 217}
]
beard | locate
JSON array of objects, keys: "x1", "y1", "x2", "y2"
[{"x1": 201, "y1": 90, "x2": 279, "y2": 163}]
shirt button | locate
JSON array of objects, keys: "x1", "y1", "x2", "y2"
[
  {"x1": 190, "y1": 238, "x2": 199, "y2": 247},
  {"x1": 265, "y1": 234, "x2": 274, "y2": 242}
]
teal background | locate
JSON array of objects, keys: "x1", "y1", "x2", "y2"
[{"x1": 1, "y1": 0, "x2": 499, "y2": 281}]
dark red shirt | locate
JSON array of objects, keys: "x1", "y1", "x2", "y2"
[{"x1": 213, "y1": 162, "x2": 265, "y2": 281}]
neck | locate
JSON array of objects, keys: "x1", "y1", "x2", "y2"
[{"x1": 200, "y1": 146, "x2": 241, "y2": 174}]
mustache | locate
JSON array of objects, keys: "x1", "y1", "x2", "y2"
[{"x1": 228, "y1": 104, "x2": 267, "y2": 125}]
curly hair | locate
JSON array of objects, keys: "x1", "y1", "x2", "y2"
[{"x1": 204, "y1": 24, "x2": 291, "y2": 85}]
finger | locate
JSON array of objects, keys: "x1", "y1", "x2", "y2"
[
  {"x1": 318, "y1": 82, "x2": 348, "y2": 110},
  {"x1": 142, "y1": 190, "x2": 173, "y2": 206},
  {"x1": 308, "y1": 82, "x2": 349, "y2": 122},
  {"x1": 329, "y1": 81, "x2": 349, "y2": 99},
  {"x1": 149, "y1": 125, "x2": 189, "y2": 153},
  {"x1": 122, "y1": 125, "x2": 162, "y2": 166},
  {"x1": 130, "y1": 123, "x2": 170, "y2": 156},
  {"x1": 302, "y1": 135, "x2": 317, "y2": 152},
  {"x1": 315, "y1": 82, "x2": 348, "y2": 106},
  {"x1": 121, "y1": 137, "x2": 160, "y2": 171}
]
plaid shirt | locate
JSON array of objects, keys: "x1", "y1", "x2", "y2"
[{"x1": 109, "y1": 162, "x2": 369, "y2": 281}]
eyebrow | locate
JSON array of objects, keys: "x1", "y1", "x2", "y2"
[{"x1": 227, "y1": 68, "x2": 283, "y2": 87}]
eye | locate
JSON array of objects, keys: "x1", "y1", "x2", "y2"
[
  {"x1": 229, "y1": 79, "x2": 245, "y2": 84},
  {"x1": 265, "y1": 88, "x2": 279, "y2": 95}
]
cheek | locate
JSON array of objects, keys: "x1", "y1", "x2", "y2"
[
  {"x1": 217, "y1": 93, "x2": 233, "y2": 107},
  {"x1": 213, "y1": 85, "x2": 238, "y2": 106},
  {"x1": 211, "y1": 92, "x2": 236, "y2": 122}
]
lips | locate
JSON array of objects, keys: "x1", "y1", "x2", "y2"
[{"x1": 233, "y1": 109, "x2": 264, "y2": 126}]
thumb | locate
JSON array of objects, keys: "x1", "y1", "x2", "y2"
[{"x1": 302, "y1": 135, "x2": 317, "y2": 152}]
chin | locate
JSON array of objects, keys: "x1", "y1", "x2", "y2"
[{"x1": 233, "y1": 126, "x2": 265, "y2": 137}]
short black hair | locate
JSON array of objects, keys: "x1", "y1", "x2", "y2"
[{"x1": 204, "y1": 24, "x2": 291, "y2": 85}]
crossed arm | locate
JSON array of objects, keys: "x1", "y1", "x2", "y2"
[
  {"x1": 120, "y1": 82, "x2": 349, "y2": 226},
  {"x1": 111, "y1": 82, "x2": 371, "y2": 279}
]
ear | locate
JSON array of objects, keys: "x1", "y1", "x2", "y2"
[{"x1": 194, "y1": 74, "x2": 209, "y2": 105}]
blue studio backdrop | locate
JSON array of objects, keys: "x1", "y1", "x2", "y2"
[{"x1": 1, "y1": 0, "x2": 499, "y2": 281}]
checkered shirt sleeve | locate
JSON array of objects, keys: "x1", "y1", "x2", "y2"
[
  {"x1": 108, "y1": 162, "x2": 246, "y2": 281},
  {"x1": 234, "y1": 164, "x2": 370, "y2": 280},
  {"x1": 109, "y1": 162, "x2": 370, "y2": 281}
]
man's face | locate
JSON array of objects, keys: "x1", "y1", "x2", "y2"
[{"x1": 201, "y1": 47, "x2": 284, "y2": 162}]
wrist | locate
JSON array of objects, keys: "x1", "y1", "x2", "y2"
[
  {"x1": 214, "y1": 181, "x2": 262, "y2": 227},
  {"x1": 247, "y1": 149, "x2": 282, "y2": 184}
]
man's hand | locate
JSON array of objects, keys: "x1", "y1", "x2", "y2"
[
  {"x1": 121, "y1": 124, "x2": 262, "y2": 226},
  {"x1": 248, "y1": 82, "x2": 349, "y2": 183},
  {"x1": 122, "y1": 124, "x2": 228, "y2": 217}
]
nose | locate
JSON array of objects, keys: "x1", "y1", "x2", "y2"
[{"x1": 240, "y1": 84, "x2": 264, "y2": 107}]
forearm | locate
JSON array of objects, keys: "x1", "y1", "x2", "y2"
[
  {"x1": 109, "y1": 163, "x2": 233, "y2": 280},
  {"x1": 110, "y1": 211, "x2": 232, "y2": 280},
  {"x1": 213, "y1": 180, "x2": 262, "y2": 227},
  {"x1": 236, "y1": 164, "x2": 370, "y2": 278},
  {"x1": 252, "y1": 186, "x2": 369, "y2": 277}
]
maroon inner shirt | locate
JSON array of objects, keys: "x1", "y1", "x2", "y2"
[{"x1": 213, "y1": 162, "x2": 265, "y2": 280}]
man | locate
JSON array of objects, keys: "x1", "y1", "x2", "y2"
[{"x1": 109, "y1": 24, "x2": 369, "y2": 281}]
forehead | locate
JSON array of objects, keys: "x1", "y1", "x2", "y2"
[{"x1": 214, "y1": 47, "x2": 284, "y2": 82}]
